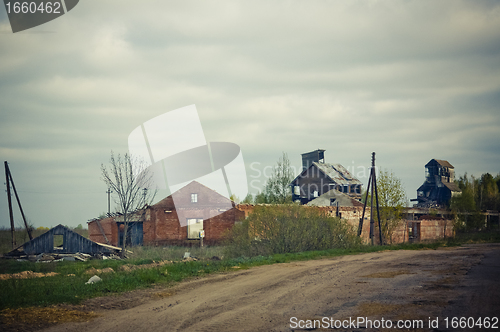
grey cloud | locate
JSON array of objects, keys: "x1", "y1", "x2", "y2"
[{"x1": 0, "y1": 0, "x2": 499, "y2": 228}]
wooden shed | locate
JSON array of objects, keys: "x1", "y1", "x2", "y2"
[{"x1": 8, "y1": 224, "x2": 121, "y2": 256}]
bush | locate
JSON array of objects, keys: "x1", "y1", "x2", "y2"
[{"x1": 224, "y1": 205, "x2": 361, "y2": 258}]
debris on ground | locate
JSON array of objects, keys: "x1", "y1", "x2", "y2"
[
  {"x1": 0, "y1": 271, "x2": 60, "y2": 280},
  {"x1": 36, "y1": 253, "x2": 92, "y2": 262},
  {"x1": 182, "y1": 256, "x2": 198, "y2": 262},
  {"x1": 4, "y1": 252, "x2": 121, "y2": 262},
  {"x1": 84, "y1": 267, "x2": 115, "y2": 275},
  {"x1": 85, "y1": 275, "x2": 102, "y2": 284},
  {"x1": 118, "y1": 260, "x2": 171, "y2": 272}
]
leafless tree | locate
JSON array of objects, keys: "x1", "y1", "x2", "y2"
[{"x1": 101, "y1": 151, "x2": 157, "y2": 255}]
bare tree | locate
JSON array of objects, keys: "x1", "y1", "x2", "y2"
[{"x1": 101, "y1": 151, "x2": 156, "y2": 255}]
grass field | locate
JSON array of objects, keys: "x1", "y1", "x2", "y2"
[{"x1": 0, "y1": 230, "x2": 499, "y2": 310}]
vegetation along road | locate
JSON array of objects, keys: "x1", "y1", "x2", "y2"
[{"x1": 41, "y1": 243, "x2": 500, "y2": 332}]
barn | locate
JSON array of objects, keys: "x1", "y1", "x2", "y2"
[{"x1": 88, "y1": 181, "x2": 245, "y2": 246}]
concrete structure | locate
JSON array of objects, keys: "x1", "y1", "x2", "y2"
[
  {"x1": 291, "y1": 149, "x2": 363, "y2": 204},
  {"x1": 89, "y1": 181, "x2": 245, "y2": 246}
]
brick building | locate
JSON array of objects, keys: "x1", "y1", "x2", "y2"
[{"x1": 88, "y1": 181, "x2": 244, "y2": 246}]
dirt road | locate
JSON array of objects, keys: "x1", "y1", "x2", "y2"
[{"x1": 43, "y1": 244, "x2": 500, "y2": 332}]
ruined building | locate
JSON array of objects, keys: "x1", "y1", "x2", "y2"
[
  {"x1": 414, "y1": 159, "x2": 461, "y2": 207},
  {"x1": 88, "y1": 181, "x2": 244, "y2": 246},
  {"x1": 290, "y1": 149, "x2": 363, "y2": 205}
]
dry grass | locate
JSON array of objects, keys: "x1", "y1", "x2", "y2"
[
  {"x1": 151, "y1": 291, "x2": 174, "y2": 299},
  {"x1": 0, "y1": 307, "x2": 99, "y2": 330}
]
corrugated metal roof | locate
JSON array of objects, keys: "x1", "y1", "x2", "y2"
[
  {"x1": 443, "y1": 182, "x2": 461, "y2": 192},
  {"x1": 313, "y1": 162, "x2": 362, "y2": 185},
  {"x1": 426, "y1": 159, "x2": 454, "y2": 168},
  {"x1": 307, "y1": 189, "x2": 363, "y2": 207}
]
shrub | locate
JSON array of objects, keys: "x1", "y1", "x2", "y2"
[{"x1": 224, "y1": 205, "x2": 361, "y2": 258}]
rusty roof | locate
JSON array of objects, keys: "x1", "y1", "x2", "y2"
[
  {"x1": 313, "y1": 162, "x2": 363, "y2": 185},
  {"x1": 443, "y1": 181, "x2": 461, "y2": 192},
  {"x1": 307, "y1": 189, "x2": 363, "y2": 207},
  {"x1": 426, "y1": 159, "x2": 454, "y2": 168}
]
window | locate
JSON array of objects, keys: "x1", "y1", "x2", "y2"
[
  {"x1": 294, "y1": 186, "x2": 300, "y2": 195},
  {"x1": 191, "y1": 193, "x2": 198, "y2": 203},
  {"x1": 53, "y1": 234, "x2": 64, "y2": 250},
  {"x1": 330, "y1": 198, "x2": 337, "y2": 206},
  {"x1": 187, "y1": 218, "x2": 203, "y2": 239}
]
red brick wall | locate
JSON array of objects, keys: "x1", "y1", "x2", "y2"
[
  {"x1": 388, "y1": 219, "x2": 454, "y2": 244},
  {"x1": 88, "y1": 217, "x2": 118, "y2": 246}
]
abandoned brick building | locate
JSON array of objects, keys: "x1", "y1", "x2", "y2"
[
  {"x1": 290, "y1": 149, "x2": 363, "y2": 204},
  {"x1": 414, "y1": 159, "x2": 461, "y2": 207},
  {"x1": 88, "y1": 181, "x2": 244, "y2": 246}
]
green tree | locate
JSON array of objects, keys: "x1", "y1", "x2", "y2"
[
  {"x1": 477, "y1": 173, "x2": 500, "y2": 211},
  {"x1": 366, "y1": 169, "x2": 407, "y2": 244},
  {"x1": 254, "y1": 191, "x2": 268, "y2": 204},
  {"x1": 451, "y1": 172, "x2": 498, "y2": 231},
  {"x1": 241, "y1": 193, "x2": 254, "y2": 204},
  {"x1": 224, "y1": 205, "x2": 361, "y2": 257},
  {"x1": 229, "y1": 194, "x2": 240, "y2": 204},
  {"x1": 263, "y1": 152, "x2": 294, "y2": 204}
]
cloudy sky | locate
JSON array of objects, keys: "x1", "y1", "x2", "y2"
[{"x1": 0, "y1": 0, "x2": 499, "y2": 229}]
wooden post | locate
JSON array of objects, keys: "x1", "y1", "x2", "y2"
[
  {"x1": 199, "y1": 230, "x2": 205, "y2": 248},
  {"x1": 357, "y1": 153, "x2": 383, "y2": 245},
  {"x1": 7, "y1": 166, "x2": 32, "y2": 240},
  {"x1": 5, "y1": 161, "x2": 16, "y2": 249}
]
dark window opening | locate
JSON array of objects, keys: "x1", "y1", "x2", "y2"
[{"x1": 53, "y1": 234, "x2": 64, "y2": 250}]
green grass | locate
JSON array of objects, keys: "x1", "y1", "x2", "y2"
[
  {"x1": 0, "y1": 230, "x2": 499, "y2": 310},
  {"x1": 127, "y1": 245, "x2": 225, "y2": 263}
]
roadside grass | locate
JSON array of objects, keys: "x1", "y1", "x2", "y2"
[
  {"x1": 127, "y1": 245, "x2": 225, "y2": 262},
  {"x1": 1, "y1": 230, "x2": 499, "y2": 310}
]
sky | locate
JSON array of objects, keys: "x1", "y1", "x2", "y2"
[{"x1": 0, "y1": 0, "x2": 499, "y2": 230}]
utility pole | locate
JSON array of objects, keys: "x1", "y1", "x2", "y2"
[
  {"x1": 4, "y1": 161, "x2": 33, "y2": 247},
  {"x1": 358, "y1": 153, "x2": 383, "y2": 245},
  {"x1": 5, "y1": 161, "x2": 16, "y2": 249},
  {"x1": 106, "y1": 188, "x2": 112, "y2": 216}
]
